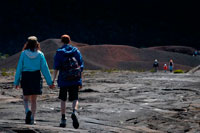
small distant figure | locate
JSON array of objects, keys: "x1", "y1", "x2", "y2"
[
  {"x1": 163, "y1": 64, "x2": 168, "y2": 72},
  {"x1": 153, "y1": 59, "x2": 159, "y2": 72},
  {"x1": 193, "y1": 50, "x2": 198, "y2": 56},
  {"x1": 169, "y1": 59, "x2": 173, "y2": 72}
]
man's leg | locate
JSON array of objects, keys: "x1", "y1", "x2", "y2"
[
  {"x1": 59, "y1": 87, "x2": 67, "y2": 128},
  {"x1": 72, "y1": 100, "x2": 79, "y2": 111},
  {"x1": 71, "y1": 100, "x2": 79, "y2": 129},
  {"x1": 70, "y1": 86, "x2": 79, "y2": 112},
  {"x1": 61, "y1": 100, "x2": 66, "y2": 118},
  {"x1": 60, "y1": 100, "x2": 67, "y2": 127},
  {"x1": 70, "y1": 86, "x2": 79, "y2": 129}
]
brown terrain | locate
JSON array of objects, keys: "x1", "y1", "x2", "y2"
[
  {"x1": 0, "y1": 39, "x2": 200, "y2": 71},
  {"x1": 148, "y1": 46, "x2": 196, "y2": 55},
  {"x1": 1, "y1": 39, "x2": 200, "y2": 132}
]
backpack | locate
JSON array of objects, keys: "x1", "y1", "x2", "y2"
[
  {"x1": 153, "y1": 62, "x2": 158, "y2": 67},
  {"x1": 60, "y1": 53, "x2": 81, "y2": 81}
]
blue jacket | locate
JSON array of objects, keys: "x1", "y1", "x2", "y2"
[
  {"x1": 54, "y1": 44, "x2": 84, "y2": 87},
  {"x1": 14, "y1": 49, "x2": 53, "y2": 86}
]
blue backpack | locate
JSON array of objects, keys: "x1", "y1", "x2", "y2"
[{"x1": 60, "y1": 53, "x2": 81, "y2": 81}]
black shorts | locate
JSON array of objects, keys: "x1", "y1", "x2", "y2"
[
  {"x1": 59, "y1": 86, "x2": 79, "y2": 101},
  {"x1": 21, "y1": 70, "x2": 43, "y2": 96}
]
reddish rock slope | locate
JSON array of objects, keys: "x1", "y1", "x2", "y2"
[{"x1": 0, "y1": 39, "x2": 200, "y2": 71}]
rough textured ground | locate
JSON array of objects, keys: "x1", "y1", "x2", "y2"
[{"x1": 1, "y1": 70, "x2": 200, "y2": 132}]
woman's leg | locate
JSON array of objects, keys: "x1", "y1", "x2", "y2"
[
  {"x1": 24, "y1": 95, "x2": 33, "y2": 124},
  {"x1": 23, "y1": 95, "x2": 30, "y2": 113},
  {"x1": 30, "y1": 95, "x2": 37, "y2": 118}
]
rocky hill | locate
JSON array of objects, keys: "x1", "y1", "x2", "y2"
[
  {"x1": 148, "y1": 46, "x2": 196, "y2": 55},
  {"x1": 0, "y1": 1, "x2": 200, "y2": 55},
  {"x1": 0, "y1": 39, "x2": 200, "y2": 71}
]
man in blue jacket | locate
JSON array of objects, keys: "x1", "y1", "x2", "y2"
[{"x1": 53, "y1": 35, "x2": 84, "y2": 129}]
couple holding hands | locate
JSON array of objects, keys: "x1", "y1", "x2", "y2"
[{"x1": 14, "y1": 34, "x2": 83, "y2": 129}]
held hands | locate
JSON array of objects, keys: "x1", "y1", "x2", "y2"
[
  {"x1": 15, "y1": 85, "x2": 20, "y2": 90},
  {"x1": 78, "y1": 85, "x2": 82, "y2": 90},
  {"x1": 49, "y1": 84, "x2": 55, "y2": 89},
  {"x1": 49, "y1": 81, "x2": 56, "y2": 89}
]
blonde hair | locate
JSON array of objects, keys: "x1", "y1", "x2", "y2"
[{"x1": 22, "y1": 36, "x2": 41, "y2": 52}]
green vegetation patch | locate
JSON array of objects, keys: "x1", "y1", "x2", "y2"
[
  {"x1": 0, "y1": 53, "x2": 9, "y2": 59},
  {"x1": 1, "y1": 68, "x2": 9, "y2": 76},
  {"x1": 101, "y1": 69, "x2": 120, "y2": 73},
  {"x1": 1, "y1": 68, "x2": 15, "y2": 76},
  {"x1": 173, "y1": 69, "x2": 184, "y2": 74},
  {"x1": 150, "y1": 69, "x2": 156, "y2": 73}
]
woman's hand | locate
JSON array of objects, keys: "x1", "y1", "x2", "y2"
[
  {"x1": 49, "y1": 84, "x2": 55, "y2": 89},
  {"x1": 15, "y1": 85, "x2": 20, "y2": 90}
]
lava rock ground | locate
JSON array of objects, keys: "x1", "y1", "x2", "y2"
[{"x1": 1, "y1": 70, "x2": 200, "y2": 133}]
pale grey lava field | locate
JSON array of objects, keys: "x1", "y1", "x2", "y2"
[{"x1": 1, "y1": 70, "x2": 200, "y2": 133}]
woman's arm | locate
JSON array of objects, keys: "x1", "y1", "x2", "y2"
[
  {"x1": 14, "y1": 52, "x2": 24, "y2": 86},
  {"x1": 40, "y1": 53, "x2": 53, "y2": 86}
]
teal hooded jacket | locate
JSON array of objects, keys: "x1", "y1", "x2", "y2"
[{"x1": 14, "y1": 49, "x2": 52, "y2": 86}]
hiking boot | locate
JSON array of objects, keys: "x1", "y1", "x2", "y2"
[
  {"x1": 25, "y1": 111, "x2": 32, "y2": 124},
  {"x1": 71, "y1": 111, "x2": 79, "y2": 129},
  {"x1": 60, "y1": 118, "x2": 66, "y2": 128}
]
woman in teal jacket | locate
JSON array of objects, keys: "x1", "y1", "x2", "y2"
[{"x1": 14, "y1": 36, "x2": 53, "y2": 124}]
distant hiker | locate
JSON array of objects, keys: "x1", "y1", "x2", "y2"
[
  {"x1": 193, "y1": 50, "x2": 198, "y2": 56},
  {"x1": 153, "y1": 59, "x2": 159, "y2": 72},
  {"x1": 164, "y1": 64, "x2": 167, "y2": 72},
  {"x1": 14, "y1": 36, "x2": 54, "y2": 125},
  {"x1": 53, "y1": 34, "x2": 84, "y2": 129},
  {"x1": 169, "y1": 59, "x2": 174, "y2": 72}
]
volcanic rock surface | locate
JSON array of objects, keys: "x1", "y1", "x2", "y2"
[{"x1": 1, "y1": 70, "x2": 200, "y2": 132}]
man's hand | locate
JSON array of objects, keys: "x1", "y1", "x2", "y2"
[
  {"x1": 49, "y1": 84, "x2": 55, "y2": 89},
  {"x1": 78, "y1": 86, "x2": 82, "y2": 90}
]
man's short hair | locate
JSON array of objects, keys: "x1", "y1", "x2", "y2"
[{"x1": 61, "y1": 34, "x2": 71, "y2": 44}]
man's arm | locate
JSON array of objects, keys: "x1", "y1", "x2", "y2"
[
  {"x1": 75, "y1": 50, "x2": 84, "y2": 72},
  {"x1": 53, "y1": 69, "x2": 59, "y2": 84}
]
